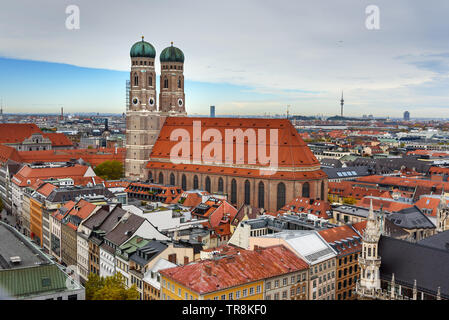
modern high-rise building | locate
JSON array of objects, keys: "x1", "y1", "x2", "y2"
[
  {"x1": 210, "y1": 105, "x2": 215, "y2": 118},
  {"x1": 125, "y1": 37, "x2": 186, "y2": 181},
  {"x1": 404, "y1": 111, "x2": 410, "y2": 121}
]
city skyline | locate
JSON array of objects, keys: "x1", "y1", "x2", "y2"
[{"x1": 1, "y1": 1, "x2": 449, "y2": 117}]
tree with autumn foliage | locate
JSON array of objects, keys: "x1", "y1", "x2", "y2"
[{"x1": 85, "y1": 273, "x2": 139, "y2": 300}]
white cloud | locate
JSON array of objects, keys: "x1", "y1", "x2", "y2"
[{"x1": 1, "y1": 0, "x2": 449, "y2": 116}]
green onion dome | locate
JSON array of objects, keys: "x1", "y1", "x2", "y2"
[
  {"x1": 160, "y1": 42, "x2": 184, "y2": 63},
  {"x1": 130, "y1": 36, "x2": 156, "y2": 58}
]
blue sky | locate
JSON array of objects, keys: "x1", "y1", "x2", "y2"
[
  {"x1": 0, "y1": 57, "x2": 286, "y2": 115},
  {"x1": 1, "y1": 0, "x2": 449, "y2": 117}
]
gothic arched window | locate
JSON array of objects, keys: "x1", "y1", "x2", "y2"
[
  {"x1": 205, "y1": 176, "x2": 211, "y2": 193},
  {"x1": 149, "y1": 76, "x2": 152, "y2": 87},
  {"x1": 321, "y1": 181, "x2": 325, "y2": 200},
  {"x1": 218, "y1": 177, "x2": 224, "y2": 193},
  {"x1": 277, "y1": 182, "x2": 286, "y2": 210},
  {"x1": 134, "y1": 73, "x2": 139, "y2": 86},
  {"x1": 231, "y1": 179, "x2": 237, "y2": 204},
  {"x1": 158, "y1": 172, "x2": 164, "y2": 184},
  {"x1": 181, "y1": 174, "x2": 187, "y2": 190},
  {"x1": 164, "y1": 78, "x2": 168, "y2": 89},
  {"x1": 244, "y1": 180, "x2": 251, "y2": 205},
  {"x1": 170, "y1": 173, "x2": 175, "y2": 186},
  {"x1": 148, "y1": 171, "x2": 153, "y2": 183},
  {"x1": 302, "y1": 182, "x2": 310, "y2": 198},
  {"x1": 193, "y1": 175, "x2": 199, "y2": 189},
  {"x1": 258, "y1": 181, "x2": 265, "y2": 209},
  {"x1": 178, "y1": 77, "x2": 181, "y2": 88}
]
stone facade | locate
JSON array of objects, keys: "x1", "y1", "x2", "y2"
[
  {"x1": 147, "y1": 169, "x2": 327, "y2": 213},
  {"x1": 125, "y1": 40, "x2": 186, "y2": 181}
]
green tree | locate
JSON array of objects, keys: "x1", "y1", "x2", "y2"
[
  {"x1": 85, "y1": 273, "x2": 139, "y2": 300},
  {"x1": 94, "y1": 160, "x2": 124, "y2": 180},
  {"x1": 85, "y1": 273, "x2": 104, "y2": 300}
]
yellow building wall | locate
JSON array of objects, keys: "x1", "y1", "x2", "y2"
[
  {"x1": 29, "y1": 198, "x2": 43, "y2": 247},
  {"x1": 160, "y1": 274, "x2": 264, "y2": 300}
]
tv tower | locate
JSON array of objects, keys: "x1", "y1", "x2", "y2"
[{"x1": 340, "y1": 91, "x2": 344, "y2": 117}]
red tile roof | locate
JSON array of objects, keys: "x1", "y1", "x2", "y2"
[
  {"x1": 42, "y1": 133, "x2": 73, "y2": 147},
  {"x1": 147, "y1": 117, "x2": 325, "y2": 180},
  {"x1": 0, "y1": 123, "x2": 41, "y2": 144},
  {"x1": 0, "y1": 144, "x2": 22, "y2": 164},
  {"x1": 278, "y1": 197, "x2": 331, "y2": 219},
  {"x1": 355, "y1": 197, "x2": 413, "y2": 213},
  {"x1": 36, "y1": 183, "x2": 58, "y2": 197},
  {"x1": 328, "y1": 181, "x2": 384, "y2": 200},
  {"x1": 429, "y1": 167, "x2": 449, "y2": 175},
  {"x1": 414, "y1": 196, "x2": 449, "y2": 217},
  {"x1": 67, "y1": 199, "x2": 97, "y2": 220},
  {"x1": 18, "y1": 147, "x2": 125, "y2": 167},
  {"x1": 52, "y1": 201, "x2": 76, "y2": 221},
  {"x1": 357, "y1": 175, "x2": 449, "y2": 190},
  {"x1": 160, "y1": 245, "x2": 309, "y2": 294},
  {"x1": 104, "y1": 181, "x2": 130, "y2": 188},
  {"x1": 11, "y1": 164, "x2": 95, "y2": 187},
  {"x1": 319, "y1": 225, "x2": 362, "y2": 256}
]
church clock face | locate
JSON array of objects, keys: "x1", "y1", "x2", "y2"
[
  {"x1": 148, "y1": 97, "x2": 155, "y2": 107},
  {"x1": 132, "y1": 97, "x2": 139, "y2": 105},
  {"x1": 178, "y1": 98, "x2": 183, "y2": 107}
]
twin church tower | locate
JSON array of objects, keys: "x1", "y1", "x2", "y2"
[{"x1": 125, "y1": 37, "x2": 187, "y2": 180}]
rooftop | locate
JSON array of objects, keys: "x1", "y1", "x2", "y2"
[{"x1": 160, "y1": 245, "x2": 308, "y2": 295}]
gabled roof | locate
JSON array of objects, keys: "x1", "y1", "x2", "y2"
[
  {"x1": 232, "y1": 205, "x2": 263, "y2": 227},
  {"x1": 42, "y1": 133, "x2": 73, "y2": 147},
  {"x1": 104, "y1": 213, "x2": 146, "y2": 247},
  {"x1": 147, "y1": 117, "x2": 325, "y2": 180},
  {"x1": 414, "y1": 196, "x2": 449, "y2": 217},
  {"x1": 319, "y1": 225, "x2": 362, "y2": 256},
  {"x1": 355, "y1": 196, "x2": 413, "y2": 213},
  {"x1": 12, "y1": 164, "x2": 92, "y2": 187},
  {"x1": 35, "y1": 183, "x2": 57, "y2": 198},
  {"x1": 0, "y1": 123, "x2": 41, "y2": 144},
  {"x1": 83, "y1": 205, "x2": 127, "y2": 233},
  {"x1": 67, "y1": 199, "x2": 97, "y2": 220},
  {"x1": 0, "y1": 144, "x2": 22, "y2": 164}
]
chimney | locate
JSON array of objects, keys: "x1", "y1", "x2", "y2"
[
  {"x1": 204, "y1": 264, "x2": 212, "y2": 276},
  {"x1": 168, "y1": 253, "x2": 177, "y2": 264}
]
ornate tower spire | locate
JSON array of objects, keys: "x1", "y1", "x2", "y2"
[
  {"x1": 413, "y1": 279, "x2": 417, "y2": 300},
  {"x1": 390, "y1": 273, "x2": 396, "y2": 299},
  {"x1": 357, "y1": 199, "x2": 382, "y2": 297},
  {"x1": 437, "y1": 186, "x2": 448, "y2": 232}
]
